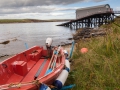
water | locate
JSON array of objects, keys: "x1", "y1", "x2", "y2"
[{"x1": 0, "y1": 22, "x2": 75, "y2": 56}]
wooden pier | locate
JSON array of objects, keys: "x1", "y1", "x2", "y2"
[
  {"x1": 57, "y1": 12, "x2": 114, "y2": 29},
  {"x1": 57, "y1": 4, "x2": 119, "y2": 29}
]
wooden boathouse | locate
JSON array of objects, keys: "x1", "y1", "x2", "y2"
[{"x1": 57, "y1": 4, "x2": 118, "y2": 29}]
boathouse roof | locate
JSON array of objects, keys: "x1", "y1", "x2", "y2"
[{"x1": 76, "y1": 4, "x2": 110, "y2": 11}]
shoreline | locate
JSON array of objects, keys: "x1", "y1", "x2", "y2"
[
  {"x1": 0, "y1": 44, "x2": 72, "y2": 62},
  {"x1": 0, "y1": 19, "x2": 71, "y2": 24},
  {"x1": 0, "y1": 54, "x2": 14, "y2": 62}
]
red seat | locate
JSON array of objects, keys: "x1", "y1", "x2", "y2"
[
  {"x1": 12, "y1": 61, "x2": 28, "y2": 76},
  {"x1": 29, "y1": 49, "x2": 42, "y2": 61}
]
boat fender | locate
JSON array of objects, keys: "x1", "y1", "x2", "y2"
[
  {"x1": 46, "y1": 38, "x2": 53, "y2": 48},
  {"x1": 65, "y1": 60, "x2": 70, "y2": 72},
  {"x1": 39, "y1": 84, "x2": 51, "y2": 90},
  {"x1": 53, "y1": 70, "x2": 69, "y2": 89}
]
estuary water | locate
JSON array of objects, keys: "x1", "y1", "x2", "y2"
[{"x1": 0, "y1": 22, "x2": 75, "y2": 57}]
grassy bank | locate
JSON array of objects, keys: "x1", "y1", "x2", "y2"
[
  {"x1": 0, "y1": 19, "x2": 41, "y2": 23},
  {"x1": 0, "y1": 19, "x2": 71, "y2": 23},
  {"x1": 66, "y1": 17, "x2": 120, "y2": 90}
]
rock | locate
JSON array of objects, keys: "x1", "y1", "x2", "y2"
[
  {"x1": 0, "y1": 54, "x2": 9, "y2": 58},
  {"x1": 68, "y1": 38, "x2": 73, "y2": 40},
  {"x1": 0, "y1": 40, "x2": 10, "y2": 45},
  {"x1": 84, "y1": 35, "x2": 91, "y2": 38},
  {"x1": 11, "y1": 38, "x2": 17, "y2": 41},
  {"x1": 73, "y1": 27, "x2": 106, "y2": 40}
]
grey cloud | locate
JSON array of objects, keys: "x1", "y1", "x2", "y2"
[
  {"x1": 0, "y1": 0, "x2": 106, "y2": 8},
  {"x1": 0, "y1": 0, "x2": 106, "y2": 16},
  {"x1": 92, "y1": 0, "x2": 106, "y2": 2},
  {"x1": 0, "y1": 6, "x2": 79, "y2": 14}
]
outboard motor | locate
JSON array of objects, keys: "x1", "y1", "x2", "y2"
[
  {"x1": 46, "y1": 38, "x2": 53, "y2": 58},
  {"x1": 46, "y1": 38, "x2": 53, "y2": 49}
]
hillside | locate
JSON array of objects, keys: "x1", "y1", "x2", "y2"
[
  {"x1": 0, "y1": 19, "x2": 72, "y2": 23},
  {"x1": 66, "y1": 17, "x2": 120, "y2": 90}
]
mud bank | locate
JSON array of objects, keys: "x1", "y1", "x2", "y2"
[
  {"x1": 73, "y1": 28, "x2": 106, "y2": 42},
  {"x1": 0, "y1": 38, "x2": 17, "y2": 45}
]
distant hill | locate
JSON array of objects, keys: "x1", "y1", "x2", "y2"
[{"x1": 0, "y1": 19, "x2": 73, "y2": 23}]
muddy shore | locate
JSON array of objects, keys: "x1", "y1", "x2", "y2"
[{"x1": 0, "y1": 55, "x2": 14, "y2": 62}]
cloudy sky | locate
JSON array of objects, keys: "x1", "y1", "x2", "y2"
[{"x1": 0, "y1": 0, "x2": 119, "y2": 20}]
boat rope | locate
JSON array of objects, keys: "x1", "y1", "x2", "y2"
[
  {"x1": 47, "y1": 84, "x2": 56, "y2": 89},
  {"x1": 0, "y1": 79, "x2": 41, "y2": 90},
  {"x1": 0, "y1": 79, "x2": 58, "y2": 90},
  {"x1": 8, "y1": 83, "x2": 16, "y2": 88},
  {"x1": 31, "y1": 80, "x2": 40, "y2": 87}
]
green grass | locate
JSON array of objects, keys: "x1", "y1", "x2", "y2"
[{"x1": 66, "y1": 17, "x2": 120, "y2": 90}]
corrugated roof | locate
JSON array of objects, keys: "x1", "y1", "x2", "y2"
[{"x1": 76, "y1": 4, "x2": 110, "y2": 11}]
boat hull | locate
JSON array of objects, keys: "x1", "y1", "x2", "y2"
[{"x1": 0, "y1": 46, "x2": 65, "y2": 90}]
